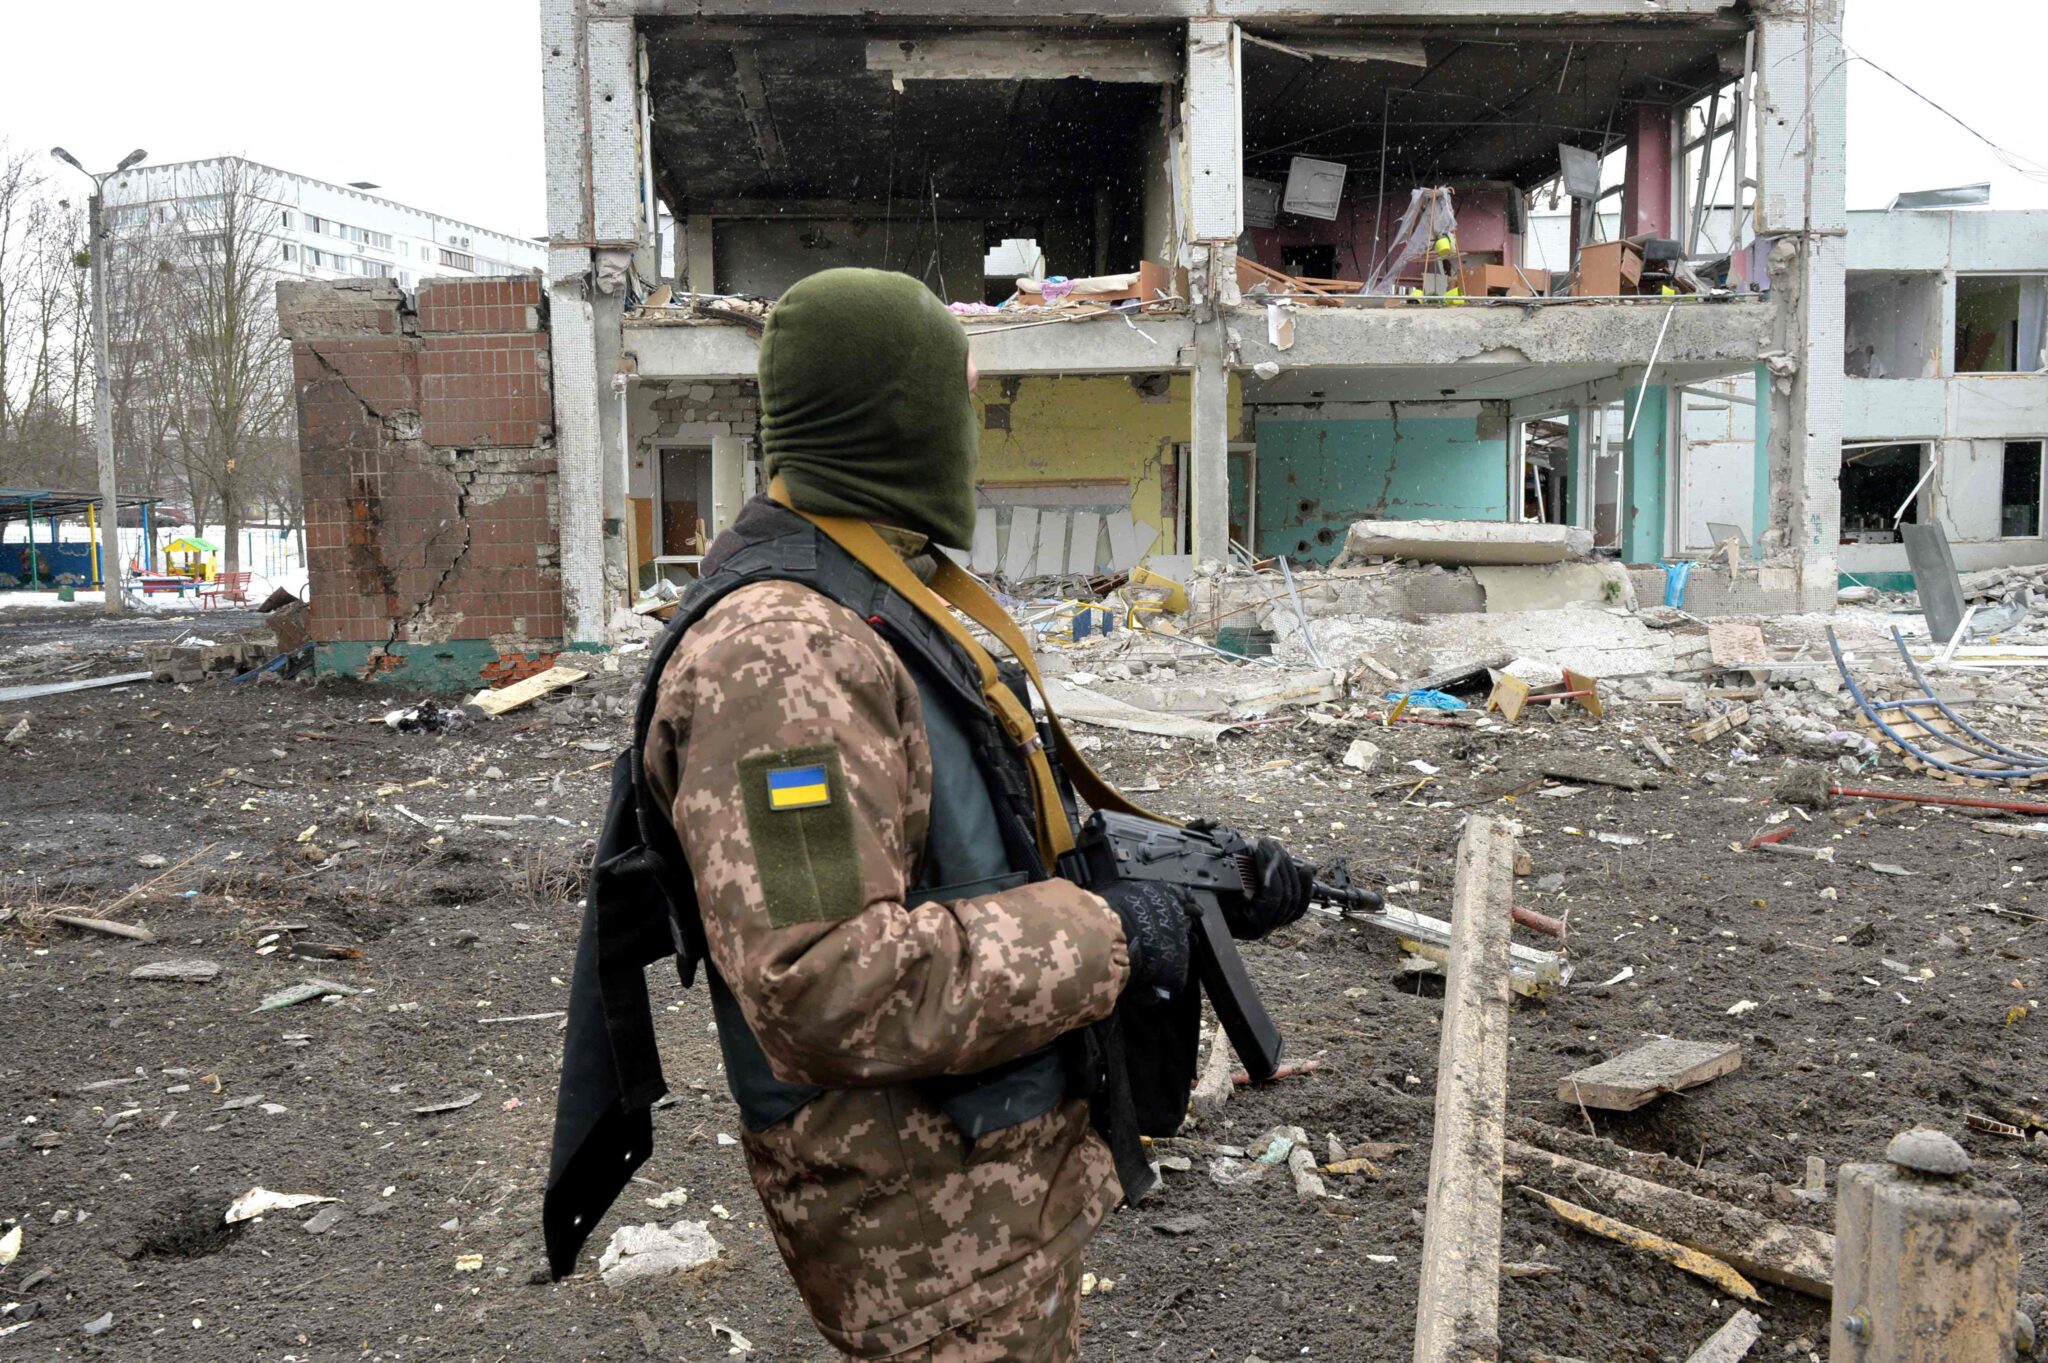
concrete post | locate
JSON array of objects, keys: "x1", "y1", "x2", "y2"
[
  {"x1": 540, "y1": 0, "x2": 644, "y2": 641},
  {"x1": 1754, "y1": 2, "x2": 1848, "y2": 611},
  {"x1": 1183, "y1": 18, "x2": 1241, "y2": 566},
  {"x1": 1190, "y1": 315, "x2": 1230, "y2": 563},
  {"x1": 1832, "y1": 1129, "x2": 2022, "y2": 1363}
]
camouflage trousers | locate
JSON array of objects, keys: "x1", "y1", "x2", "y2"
[{"x1": 848, "y1": 1257, "x2": 1083, "y2": 1363}]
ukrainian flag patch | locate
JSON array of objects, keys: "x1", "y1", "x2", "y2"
[
  {"x1": 737, "y1": 744, "x2": 860, "y2": 927},
  {"x1": 766, "y1": 762, "x2": 831, "y2": 811}
]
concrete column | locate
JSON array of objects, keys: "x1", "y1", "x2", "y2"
[
  {"x1": 540, "y1": 0, "x2": 644, "y2": 642},
  {"x1": 1620, "y1": 104, "x2": 1675, "y2": 239},
  {"x1": 1191, "y1": 318, "x2": 1230, "y2": 563},
  {"x1": 1620, "y1": 385, "x2": 1669, "y2": 563},
  {"x1": 1183, "y1": 17, "x2": 1242, "y2": 566},
  {"x1": 1756, "y1": 3, "x2": 1848, "y2": 611}
]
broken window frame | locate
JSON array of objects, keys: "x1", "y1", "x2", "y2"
[
  {"x1": 2001, "y1": 439, "x2": 2044, "y2": 540},
  {"x1": 1839, "y1": 440, "x2": 1931, "y2": 545},
  {"x1": 1953, "y1": 273, "x2": 2048, "y2": 375},
  {"x1": 1844, "y1": 270, "x2": 1943, "y2": 380}
]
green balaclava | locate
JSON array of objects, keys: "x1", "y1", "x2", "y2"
[{"x1": 758, "y1": 268, "x2": 979, "y2": 550}]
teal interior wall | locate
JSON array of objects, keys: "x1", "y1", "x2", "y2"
[
  {"x1": 1620, "y1": 386, "x2": 1669, "y2": 563},
  {"x1": 1254, "y1": 413, "x2": 1509, "y2": 564}
]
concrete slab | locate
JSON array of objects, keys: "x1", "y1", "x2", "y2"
[
  {"x1": 1336, "y1": 519, "x2": 1593, "y2": 567},
  {"x1": 1471, "y1": 562, "x2": 1635, "y2": 613}
]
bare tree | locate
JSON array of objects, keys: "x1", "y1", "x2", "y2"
[
  {"x1": 153, "y1": 159, "x2": 292, "y2": 572},
  {"x1": 0, "y1": 141, "x2": 91, "y2": 489}
]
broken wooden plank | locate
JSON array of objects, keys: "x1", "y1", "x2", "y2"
[
  {"x1": 1347, "y1": 900, "x2": 1569, "y2": 997},
  {"x1": 1414, "y1": 815, "x2": 1518, "y2": 1363},
  {"x1": 1641, "y1": 733, "x2": 1677, "y2": 771},
  {"x1": 48, "y1": 914, "x2": 156, "y2": 944},
  {"x1": 1537, "y1": 756, "x2": 1660, "y2": 792},
  {"x1": 1557, "y1": 1039, "x2": 1741, "y2": 1112},
  {"x1": 1507, "y1": 1140, "x2": 1832, "y2": 1298},
  {"x1": 1518, "y1": 1186, "x2": 1762, "y2": 1302},
  {"x1": 1683, "y1": 1310, "x2": 1762, "y2": 1363},
  {"x1": 1688, "y1": 705, "x2": 1750, "y2": 745},
  {"x1": 467, "y1": 666, "x2": 589, "y2": 717}
]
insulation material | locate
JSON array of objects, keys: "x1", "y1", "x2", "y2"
[{"x1": 1366, "y1": 188, "x2": 1458, "y2": 295}]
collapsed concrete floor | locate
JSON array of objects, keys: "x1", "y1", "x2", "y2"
[{"x1": 1, "y1": 605, "x2": 2045, "y2": 1361}]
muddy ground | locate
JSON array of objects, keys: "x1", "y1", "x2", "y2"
[{"x1": 1, "y1": 603, "x2": 2043, "y2": 1362}]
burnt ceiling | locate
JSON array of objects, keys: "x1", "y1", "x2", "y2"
[
  {"x1": 643, "y1": 18, "x2": 1739, "y2": 214},
  {"x1": 643, "y1": 23, "x2": 1162, "y2": 213},
  {"x1": 1242, "y1": 29, "x2": 1735, "y2": 189}
]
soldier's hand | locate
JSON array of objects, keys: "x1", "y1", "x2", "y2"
[
  {"x1": 1223, "y1": 837, "x2": 1312, "y2": 940},
  {"x1": 1095, "y1": 880, "x2": 1192, "y2": 1000}
]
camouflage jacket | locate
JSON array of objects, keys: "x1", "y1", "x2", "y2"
[{"x1": 644, "y1": 576, "x2": 1129, "y2": 1358}]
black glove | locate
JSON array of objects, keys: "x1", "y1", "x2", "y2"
[
  {"x1": 1096, "y1": 879, "x2": 1192, "y2": 1001},
  {"x1": 1222, "y1": 837, "x2": 1312, "y2": 941}
]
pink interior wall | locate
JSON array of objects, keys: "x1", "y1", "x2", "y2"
[{"x1": 1247, "y1": 184, "x2": 1520, "y2": 281}]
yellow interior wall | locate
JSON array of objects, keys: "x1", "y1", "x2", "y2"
[{"x1": 970, "y1": 375, "x2": 1244, "y2": 546}]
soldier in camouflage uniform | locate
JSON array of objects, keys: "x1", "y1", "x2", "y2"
[{"x1": 641, "y1": 269, "x2": 1294, "y2": 1361}]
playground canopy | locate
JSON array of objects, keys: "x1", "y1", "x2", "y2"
[{"x1": 166, "y1": 536, "x2": 220, "y2": 554}]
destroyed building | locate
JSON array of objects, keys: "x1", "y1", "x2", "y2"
[
  {"x1": 1836, "y1": 205, "x2": 2048, "y2": 587},
  {"x1": 281, "y1": 0, "x2": 1850, "y2": 679}
]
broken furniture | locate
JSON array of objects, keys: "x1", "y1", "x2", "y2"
[
  {"x1": 1486, "y1": 669, "x2": 1603, "y2": 724},
  {"x1": 1013, "y1": 260, "x2": 1175, "y2": 309},
  {"x1": 1832, "y1": 625, "x2": 2048, "y2": 786},
  {"x1": 1574, "y1": 239, "x2": 1644, "y2": 297},
  {"x1": 1235, "y1": 256, "x2": 1365, "y2": 305}
]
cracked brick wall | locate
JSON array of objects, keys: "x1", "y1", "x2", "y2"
[{"x1": 279, "y1": 276, "x2": 566, "y2": 688}]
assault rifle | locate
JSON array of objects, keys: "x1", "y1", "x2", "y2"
[{"x1": 1058, "y1": 810, "x2": 1384, "y2": 1084}]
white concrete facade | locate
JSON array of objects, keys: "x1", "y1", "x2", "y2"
[
  {"x1": 1835, "y1": 208, "x2": 2048, "y2": 580},
  {"x1": 104, "y1": 157, "x2": 543, "y2": 289}
]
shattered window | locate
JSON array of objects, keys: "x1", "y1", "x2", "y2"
[
  {"x1": 1840, "y1": 443, "x2": 1926, "y2": 543},
  {"x1": 2003, "y1": 440, "x2": 2043, "y2": 538},
  {"x1": 1955, "y1": 275, "x2": 2048, "y2": 374}
]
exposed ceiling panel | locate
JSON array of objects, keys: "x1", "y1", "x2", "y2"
[
  {"x1": 643, "y1": 22, "x2": 1165, "y2": 212},
  {"x1": 1241, "y1": 29, "x2": 1732, "y2": 190}
]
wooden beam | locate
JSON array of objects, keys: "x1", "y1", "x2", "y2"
[
  {"x1": 729, "y1": 45, "x2": 787, "y2": 171},
  {"x1": 1413, "y1": 814, "x2": 1517, "y2": 1363},
  {"x1": 1506, "y1": 1140, "x2": 1834, "y2": 1298},
  {"x1": 1683, "y1": 1311, "x2": 1762, "y2": 1363},
  {"x1": 865, "y1": 33, "x2": 1177, "y2": 83}
]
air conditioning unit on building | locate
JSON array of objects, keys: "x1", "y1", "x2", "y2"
[{"x1": 1281, "y1": 157, "x2": 1347, "y2": 222}]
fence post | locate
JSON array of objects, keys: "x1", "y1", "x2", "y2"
[{"x1": 1831, "y1": 1128, "x2": 2023, "y2": 1363}]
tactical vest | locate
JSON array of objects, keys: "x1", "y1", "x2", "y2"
[{"x1": 647, "y1": 498, "x2": 1073, "y2": 1138}]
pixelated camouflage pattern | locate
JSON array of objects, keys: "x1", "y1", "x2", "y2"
[
  {"x1": 644, "y1": 578, "x2": 1128, "y2": 1358},
  {"x1": 843, "y1": 1254, "x2": 1082, "y2": 1363}
]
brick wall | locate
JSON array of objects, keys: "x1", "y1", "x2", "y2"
[{"x1": 279, "y1": 275, "x2": 566, "y2": 687}]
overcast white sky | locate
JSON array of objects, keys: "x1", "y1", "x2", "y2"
[{"x1": 0, "y1": 0, "x2": 2043, "y2": 234}]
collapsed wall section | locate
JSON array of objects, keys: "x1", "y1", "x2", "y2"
[{"x1": 279, "y1": 276, "x2": 565, "y2": 688}]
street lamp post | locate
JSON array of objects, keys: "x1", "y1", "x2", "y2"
[{"x1": 51, "y1": 146, "x2": 146, "y2": 616}]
